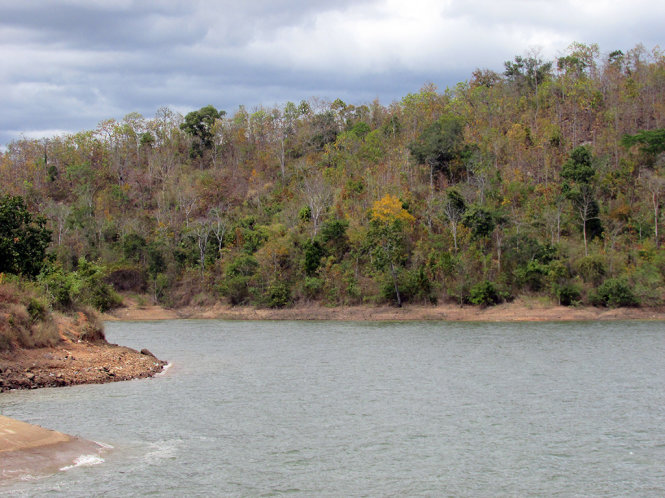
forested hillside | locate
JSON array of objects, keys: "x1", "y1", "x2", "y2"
[{"x1": 2, "y1": 43, "x2": 664, "y2": 309}]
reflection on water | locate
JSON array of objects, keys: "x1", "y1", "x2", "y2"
[{"x1": 2, "y1": 320, "x2": 665, "y2": 496}]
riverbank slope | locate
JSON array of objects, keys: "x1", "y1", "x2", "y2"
[
  {"x1": 105, "y1": 297, "x2": 665, "y2": 322},
  {"x1": 1, "y1": 300, "x2": 166, "y2": 392}
]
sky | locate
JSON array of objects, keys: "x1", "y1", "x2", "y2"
[{"x1": 1, "y1": 0, "x2": 664, "y2": 148}]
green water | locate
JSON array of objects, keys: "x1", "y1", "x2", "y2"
[{"x1": 2, "y1": 320, "x2": 665, "y2": 496}]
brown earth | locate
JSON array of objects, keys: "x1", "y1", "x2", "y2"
[
  {"x1": 0, "y1": 312, "x2": 166, "y2": 392},
  {"x1": 105, "y1": 296, "x2": 665, "y2": 322}
]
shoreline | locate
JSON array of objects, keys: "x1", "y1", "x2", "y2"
[
  {"x1": 0, "y1": 311, "x2": 166, "y2": 393},
  {"x1": 0, "y1": 415, "x2": 105, "y2": 481},
  {"x1": 104, "y1": 298, "x2": 665, "y2": 322}
]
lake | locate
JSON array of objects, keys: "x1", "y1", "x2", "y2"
[{"x1": 1, "y1": 320, "x2": 665, "y2": 496}]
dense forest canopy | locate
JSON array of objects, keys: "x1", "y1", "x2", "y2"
[{"x1": 1, "y1": 42, "x2": 664, "y2": 309}]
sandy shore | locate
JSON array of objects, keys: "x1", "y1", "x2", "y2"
[
  {"x1": 105, "y1": 298, "x2": 665, "y2": 322},
  {"x1": 0, "y1": 415, "x2": 105, "y2": 481}
]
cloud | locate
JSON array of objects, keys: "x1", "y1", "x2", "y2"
[{"x1": 0, "y1": 0, "x2": 663, "y2": 146}]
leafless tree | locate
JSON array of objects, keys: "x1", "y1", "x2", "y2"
[{"x1": 302, "y1": 168, "x2": 333, "y2": 239}]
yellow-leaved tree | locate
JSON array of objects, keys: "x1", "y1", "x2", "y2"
[{"x1": 368, "y1": 194, "x2": 415, "y2": 307}]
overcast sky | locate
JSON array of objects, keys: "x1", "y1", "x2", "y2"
[{"x1": 1, "y1": 0, "x2": 663, "y2": 147}]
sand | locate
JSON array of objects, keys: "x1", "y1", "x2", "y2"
[{"x1": 0, "y1": 415, "x2": 105, "y2": 481}]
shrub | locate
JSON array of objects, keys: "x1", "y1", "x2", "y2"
[
  {"x1": 267, "y1": 281, "x2": 291, "y2": 308},
  {"x1": 302, "y1": 277, "x2": 323, "y2": 300},
  {"x1": 577, "y1": 255, "x2": 606, "y2": 285},
  {"x1": 75, "y1": 258, "x2": 122, "y2": 312},
  {"x1": 39, "y1": 265, "x2": 75, "y2": 309},
  {"x1": 303, "y1": 240, "x2": 326, "y2": 276},
  {"x1": 514, "y1": 260, "x2": 548, "y2": 292},
  {"x1": 469, "y1": 280, "x2": 502, "y2": 307},
  {"x1": 554, "y1": 283, "x2": 581, "y2": 306},
  {"x1": 590, "y1": 278, "x2": 638, "y2": 307},
  {"x1": 27, "y1": 298, "x2": 47, "y2": 322}
]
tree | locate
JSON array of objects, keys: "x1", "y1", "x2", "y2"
[
  {"x1": 462, "y1": 205, "x2": 495, "y2": 240},
  {"x1": 367, "y1": 195, "x2": 415, "y2": 307},
  {"x1": 190, "y1": 219, "x2": 211, "y2": 279},
  {"x1": 640, "y1": 170, "x2": 665, "y2": 247},
  {"x1": 561, "y1": 146, "x2": 602, "y2": 256},
  {"x1": 408, "y1": 114, "x2": 464, "y2": 188},
  {"x1": 0, "y1": 195, "x2": 51, "y2": 277},
  {"x1": 180, "y1": 105, "x2": 226, "y2": 158},
  {"x1": 504, "y1": 53, "x2": 553, "y2": 94},
  {"x1": 621, "y1": 129, "x2": 665, "y2": 166},
  {"x1": 302, "y1": 168, "x2": 333, "y2": 239},
  {"x1": 442, "y1": 188, "x2": 466, "y2": 250}
]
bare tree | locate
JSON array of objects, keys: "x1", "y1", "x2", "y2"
[
  {"x1": 571, "y1": 185, "x2": 599, "y2": 256},
  {"x1": 442, "y1": 194, "x2": 465, "y2": 251},
  {"x1": 209, "y1": 205, "x2": 230, "y2": 256},
  {"x1": 302, "y1": 168, "x2": 333, "y2": 239},
  {"x1": 45, "y1": 201, "x2": 71, "y2": 246},
  {"x1": 191, "y1": 218, "x2": 211, "y2": 279},
  {"x1": 641, "y1": 170, "x2": 665, "y2": 247}
]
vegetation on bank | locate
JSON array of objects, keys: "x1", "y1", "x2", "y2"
[
  {"x1": 1, "y1": 42, "x2": 664, "y2": 311},
  {"x1": 0, "y1": 195, "x2": 117, "y2": 350}
]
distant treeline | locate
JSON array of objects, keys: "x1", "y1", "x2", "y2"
[{"x1": 1, "y1": 42, "x2": 664, "y2": 309}]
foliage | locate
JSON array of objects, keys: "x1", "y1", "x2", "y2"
[
  {"x1": 2, "y1": 43, "x2": 665, "y2": 309},
  {"x1": 39, "y1": 259, "x2": 121, "y2": 312},
  {"x1": 554, "y1": 283, "x2": 581, "y2": 306},
  {"x1": 180, "y1": 105, "x2": 225, "y2": 157},
  {"x1": 408, "y1": 115, "x2": 465, "y2": 181},
  {"x1": 590, "y1": 278, "x2": 638, "y2": 307},
  {"x1": 0, "y1": 195, "x2": 52, "y2": 277},
  {"x1": 462, "y1": 205, "x2": 495, "y2": 239},
  {"x1": 469, "y1": 280, "x2": 502, "y2": 307}
]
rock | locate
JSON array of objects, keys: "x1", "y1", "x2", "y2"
[
  {"x1": 25, "y1": 372, "x2": 35, "y2": 381},
  {"x1": 140, "y1": 349, "x2": 155, "y2": 357}
]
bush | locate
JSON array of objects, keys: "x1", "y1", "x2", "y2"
[
  {"x1": 577, "y1": 255, "x2": 606, "y2": 285},
  {"x1": 303, "y1": 239, "x2": 326, "y2": 276},
  {"x1": 400, "y1": 266, "x2": 437, "y2": 304},
  {"x1": 590, "y1": 278, "x2": 638, "y2": 307},
  {"x1": 222, "y1": 275, "x2": 253, "y2": 305},
  {"x1": 39, "y1": 260, "x2": 122, "y2": 312},
  {"x1": 75, "y1": 258, "x2": 122, "y2": 312},
  {"x1": 514, "y1": 260, "x2": 548, "y2": 292},
  {"x1": 554, "y1": 283, "x2": 581, "y2": 306},
  {"x1": 302, "y1": 277, "x2": 323, "y2": 300},
  {"x1": 469, "y1": 281, "x2": 505, "y2": 307},
  {"x1": 39, "y1": 265, "x2": 75, "y2": 310},
  {"x1": 27, "y1": 298, "x2": 47, "y2": 322},
  {"x1": 267, "y1": 281, "x2": 291, "y2": 308}
]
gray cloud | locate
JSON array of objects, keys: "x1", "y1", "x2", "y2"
[{"x1": 1, "y1": 0, "x2": 662, "y2": 146}]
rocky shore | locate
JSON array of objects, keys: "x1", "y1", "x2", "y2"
[
  {"x1": 0, "y1": 309, "x2": 166, "y2": 392},
  {"x1": 0, "y1": 341, "x2": 165, "y2": 392}
]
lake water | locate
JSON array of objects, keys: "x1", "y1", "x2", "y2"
[{"x1": 1, "y1": 320, "x2": 665, "y2": 496}]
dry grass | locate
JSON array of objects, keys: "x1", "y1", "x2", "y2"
[{"x1": 0, "y1": 282, "x2": 61, "y2": 350}]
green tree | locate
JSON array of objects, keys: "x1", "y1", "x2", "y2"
[
  {"x1": 180, "y1": 105, "x2": 226, "y2": 158},
  {"x1": 0, "y1": 195, "x2": 52, "y2": 277},
  {"x1": 408, "y1": 114, "x2": 464, "y2": 187},
  {"x1": 367, "y1": 195, "x2": 415, "y2": 307},
  {"x1": 561, "y1": 146, "x2": 602, "y2": 256}
]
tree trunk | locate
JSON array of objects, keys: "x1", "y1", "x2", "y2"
[
  {"x1": 390, "y1": 262, "x2": 402, "y2": 307},
  {"x1": 653, "y1": 191, "x2": 659, "y2": 247}
]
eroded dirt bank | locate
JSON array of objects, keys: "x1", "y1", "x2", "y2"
[{"x1": 0, "y1": 312, "x2": 166, "y2": 392}]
